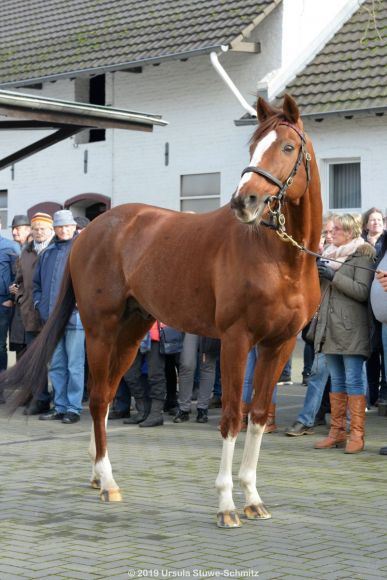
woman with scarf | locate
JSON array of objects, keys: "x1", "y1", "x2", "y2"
[{"x1": 313, "y1": 213, "x2": 375, "y2": 454}]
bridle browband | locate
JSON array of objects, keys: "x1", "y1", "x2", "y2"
[{"x1": 240, "y1": 121, "x2": 311, "y2": 230}]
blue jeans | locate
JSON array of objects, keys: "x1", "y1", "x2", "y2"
[
  {"x1": 112, "y1": 377, "x2": 131, "y2": 413},
  {"x1": 0, "y1": 305, "x2": 12, "y2": 371},
  {"x1": 213, "y1": 357, "x2": 222, "y2": 399},
  {"x1": 297, "y1": 352, "x2": 330, "y2": 427},
  {"x1": 325, "y1": 354, "x2": 366, "y2": 396},
  {"x1": 303, "y1": 342, "x2": 315, "y2": 376},
  {"x1": 49, "y1": 328, "x2": 85, "y2": 414},
  {"x1": 242, "y1": 347, "x2": 277, "y2": 405}
]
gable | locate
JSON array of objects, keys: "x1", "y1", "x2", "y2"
[{"x1": 283, "y1": 0, "x2": 387, "y2": 116}]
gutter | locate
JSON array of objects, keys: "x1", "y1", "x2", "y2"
[
  {"x1": 234, "y1": 106, "x2": 387, "y2": 126},
  {"x1": 210, "y1": 49, "x2": 256, "y2": 117},
  {"x1": 0, "y1": 88, "x2": 168, "y2": 127},
  {"x1": 0, "y1": 45, "x2": 226, "y2": 89}
]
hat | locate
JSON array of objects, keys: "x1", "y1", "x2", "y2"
[
  {"x1": 74, "y1": 216, "x2": 90, "y2": 230},
  {"x1": 31, "y1": 212, "x2": 53, "y2": 226},
  {"x1": 11, "y1": 214, "x2": 30, "y2": 228},
  {"x1": 53, "y1": 210, "x2": 77, "y2": 227}
]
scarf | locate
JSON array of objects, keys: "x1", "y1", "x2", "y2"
[
  {"x1": 322, "y1": 237, "x2": 365, "y2": 271},
  {"x1": 33, "y1": 235, "x2": 54, "y2": 255}
]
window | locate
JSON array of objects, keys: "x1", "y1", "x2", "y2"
[
  {"x1": 180, "y1": 173, "x2": 220, "y2": 213},
  {"x1": 326, "y1": 160, "x2": 361, "y2": 210},
  {"x1": 0, "y1": 190, "x2": 8, "y2": 229},
  {"x1": 74, "y1": 74, "x2": 106, "y2": 144}
]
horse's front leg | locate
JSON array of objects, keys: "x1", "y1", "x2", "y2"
[
  {"x1": 215, "y1": 331, "x2": 250, "y2": 528},
  {"x1": 239, "y1": 338, "x2": 296, "y2": 520}
]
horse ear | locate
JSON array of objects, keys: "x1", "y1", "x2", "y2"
[
  {"x1": 282, "y1": 94, "x2": 300, "y2": 124},
  {"x1": 256, "y1": 97, "x2": 277, "y2": 122}
]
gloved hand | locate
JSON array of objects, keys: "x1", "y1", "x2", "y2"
[{"x1": 317, "y1": 262, "x2": 335, "y2": 281}]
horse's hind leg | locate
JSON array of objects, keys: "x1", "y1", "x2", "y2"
[
  {"x1": 238, "y1": 338, "x2": 296, "y2": 520},
  {"x1": 86, "y1": 316, "x2": 153, "y2": 501}
]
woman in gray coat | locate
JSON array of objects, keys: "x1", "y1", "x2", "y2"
[{"x1": 314, "y1": 214, "x2": 375, "y2": 454}]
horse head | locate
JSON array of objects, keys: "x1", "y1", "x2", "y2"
[{"x1": 231, "y1": 94, "x2": 313, "y2": 225}]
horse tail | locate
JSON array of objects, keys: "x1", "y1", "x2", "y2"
[{"x1": 1, "y1": 260, "x2": 76, "y2": 412}]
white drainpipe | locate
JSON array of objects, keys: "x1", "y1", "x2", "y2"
[{"x1": 210, "y1": 48, "x2": 257, "y2": 118}]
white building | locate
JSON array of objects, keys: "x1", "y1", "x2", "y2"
[{"x1": 0, "y1": 0, "x2": 379, "y2": 228}]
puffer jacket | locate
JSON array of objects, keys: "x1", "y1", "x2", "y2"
[
  {"x1": 314, "y1": 243, "x2": 376, "y2": 358},
  {"x1": 33, "y1": 235, "x2": 82, "y2": 330}
]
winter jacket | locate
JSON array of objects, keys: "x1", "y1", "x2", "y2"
[
  {"x1": 33, "y1": 235, "x2": 83, "y2": 329},
  {"x1": 15, "y1": 240, "x2": 47, "y2": 332},
  {"x1": 314, "y1": 243, "x2": 376, "y2": 358},
  {"x1": 0, "y1": 236, "x2": 20, "y2": 303}
]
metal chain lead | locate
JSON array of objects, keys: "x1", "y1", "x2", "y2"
[{"x1": 273, "y1": 211, "x2": 377, "y2": 273}]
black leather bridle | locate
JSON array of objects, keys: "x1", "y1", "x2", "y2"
[{"x1": 240, "y1": 122, "x2": 312, "y2": 230}]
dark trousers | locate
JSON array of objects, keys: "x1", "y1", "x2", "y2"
[
  {"x1": 124, "y1": 341, "x2": 166, "y2": 402},
  {"x1": 0, "y1": 306, "x2": 12, "y2": 372},
  {"x1": 25, "y1": 331, "x2": 51, "y2": 404},
  {"x1": 164, "y1": 354, "x2": 178, "y2": 409}
]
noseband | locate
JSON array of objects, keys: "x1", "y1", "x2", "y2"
[{"x1": 240, "y1": 122, "x2": 312, "y2": 230}]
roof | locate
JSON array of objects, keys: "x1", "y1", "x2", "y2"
[
  {"x1": 0, "y1": 0, "x2": 281, "y2": 87},
  {"x1": 0, "y1": 89, "x2": 167, "y2": 170},
  {"x1": 283, "y1": 0, "x2": 387, "y2": 117}
]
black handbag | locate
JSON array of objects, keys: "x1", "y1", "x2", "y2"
[{"x1": 302, "y1": 314, "x2": 318, "y2": 346}]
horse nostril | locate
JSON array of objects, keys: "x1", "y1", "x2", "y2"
[{"x1": 249, "y1": 195, "x2": 257, "y2": 204}]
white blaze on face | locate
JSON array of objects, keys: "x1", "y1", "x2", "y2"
[{"x1": 237, "y1": 130, "x2": 277, "y2": 192}]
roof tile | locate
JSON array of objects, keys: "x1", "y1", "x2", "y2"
[
  {"x1": 0, "y1": 0, "x2": 279, "y2": 84},
  {"x1": 282, "y1": 0, "x2": 387, "y2": 115}
]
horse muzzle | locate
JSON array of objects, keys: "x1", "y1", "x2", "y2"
[{"x1": 230, "y1": 191, "x2": 266, "y2": 224}]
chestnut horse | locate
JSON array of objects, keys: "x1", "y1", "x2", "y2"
[{"x1": 2, "y1": 94, "x2": 322, "y2": 528}]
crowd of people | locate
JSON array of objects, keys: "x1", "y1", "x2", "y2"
[{"x1": 0, "y1": 206, "x2": 387, "y2": 457}]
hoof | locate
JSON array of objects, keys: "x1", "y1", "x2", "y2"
[
  {"x1": 244, "y1": 503, "x2": 272, "y2": 520},
  {"x1": 216, "y1": 510, "x2": 242, "y2": 528},
  {"x1": 100, "y1": 488, "x2": 122, "y2": 502},
  {"x1": 90, "y1": 478, "x2": 101, "y2": 489}
]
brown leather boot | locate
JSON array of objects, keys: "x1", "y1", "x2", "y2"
[
  {"x1": 240, "y1": 401, "x2": 251, "y2": 431},
  {"x1": 314, "y1": 393, "x2": 347, "y2": 449},
  {"x1": 264, "y1": 402, "x2": 277, "y2": 434},
  {"x1": 345, "y1": 395, "x2": 366, "y2": 454}
]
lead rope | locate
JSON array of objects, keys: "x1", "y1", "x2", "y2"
[{"x1": 272, "y1": 211, "x2": 378, "y2": 274}]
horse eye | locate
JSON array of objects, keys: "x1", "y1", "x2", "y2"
[{"x1": 283, "y1": 144, "x2": 295, "y2": 153}]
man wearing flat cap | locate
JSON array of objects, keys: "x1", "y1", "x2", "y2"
[
  {"x1": 33, "y1": 210, "x2": 85, "y2": 424},
  {"x1": 9, "y1": 214, "x2": 32, "y2": 361},
  {"x1": 11, "y1": 214, "x2": 31, "y2": 248},
  {"x1": 0, "y1": 217, "x2": 20, "y2": 403}
]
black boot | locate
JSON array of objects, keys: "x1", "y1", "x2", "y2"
[
  {"x1": 196, "y1": 408, "x2": 208, "y2": 423},
  {"x1": 123, "y1": 399, "x2": 150, "y2": 424},
  {"x1": 139, "y1": 399, "x2": 164, "y2": 428},
  {"x1": 23, "y1": 400, "x2": 51, "y2": 416},
  {"x1": 0, "y1": 388, "x2": 5, "y2": 404}
]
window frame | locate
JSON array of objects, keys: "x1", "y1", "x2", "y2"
[
  {"x1": 321, "y1": 157, "x2": 361, "y2": 212},
  {"x1": 180, "y1": 172, "x2": 221, "y2": 213}
]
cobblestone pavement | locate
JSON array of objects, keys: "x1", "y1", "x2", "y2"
[{"x1": 1, "y1": 341, "x2": 387, "y2": 579}]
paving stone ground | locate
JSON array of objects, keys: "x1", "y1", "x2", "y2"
[{"x1": 1, "y1": 340, "x2": 387, "y2": 579}]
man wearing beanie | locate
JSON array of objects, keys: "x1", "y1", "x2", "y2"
[
  {"x1": 33, "y1": 210, "x2": 85, "y2": 424},
  {"x1": 14, "y1": 212, "x2": 54, "y2": 414}
]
